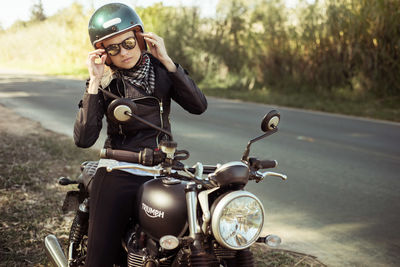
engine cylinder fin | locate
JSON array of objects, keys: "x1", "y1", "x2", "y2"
[
  {"x1": 213, "y1": 246, "x2": 237, "y2": 259},
  {"x1": 189, "y1": 254, "x2": 209, "y2": 267},
  {"x1": 127, "y1": 251, "x2": 145, "y2": 267},
  {"x1": 236, "y1": 249, "x2": 254, "y2": 267}
]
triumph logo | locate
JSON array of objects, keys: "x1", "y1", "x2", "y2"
[{"x1": 142, "y1": 203, "x2": 165, "y2": 219}]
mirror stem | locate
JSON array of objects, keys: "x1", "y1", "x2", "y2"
[
  {"x1": 126, "y1": 111, "x2": 173, "y2": 141},
  {"x1": 242, "y1": 128, "x2": 278, "y2": 161}
]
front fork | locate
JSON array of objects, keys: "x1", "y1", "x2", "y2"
[
  {"x1": 184, "y1": 182, "x2": 211, "y2": 266},
  {"x1": 185, "y1": 182, "x2": 201, "y2": 240},
  {"x1": 184, "y1": 183, "x2": 255, "y2": 267}
]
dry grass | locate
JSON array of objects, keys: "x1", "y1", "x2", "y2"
[
  {"x1": 0, "y1": 105, "x2": 97, "y2": 266},
  {"x1": 251, "y1": 244, "x2": 327, "y2": 267}
]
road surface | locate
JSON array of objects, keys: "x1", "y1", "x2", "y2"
[{"x1": 1, "y1": 70, "x2": 399, "y2": 266}]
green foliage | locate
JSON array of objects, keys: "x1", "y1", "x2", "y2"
[{"x1": 0, "y1": 0, "x2": 399, "y2": 107}]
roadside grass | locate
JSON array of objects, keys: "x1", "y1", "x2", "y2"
[
  {"x1": 251, "y1": 244, "x2": 326, "y2": 267},
  {"x1": 0, "y1": 131, "x2": 97, "y2": 266},
  {"x1": 201, "y1": 87, "x2": 400, "y2": 123},
  {"x1": 0, "y1": 108, "x2": 326, "y2": 266}
]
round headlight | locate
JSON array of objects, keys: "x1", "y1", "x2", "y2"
[{"x1": 211, "y1": 191, "x2": 265, "y2": 250}]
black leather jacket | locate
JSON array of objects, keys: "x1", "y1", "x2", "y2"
[{"x1": 73, "y1": 56, "x2": 207, "y2": 152}]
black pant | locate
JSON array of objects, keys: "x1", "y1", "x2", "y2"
[{"x1": 85, "y1": 168, "x2": 153, "y2": 267}]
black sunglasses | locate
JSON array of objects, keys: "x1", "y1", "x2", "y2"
[{"x1": 104, "y1": 36, "x2": 137, "y2": 56}]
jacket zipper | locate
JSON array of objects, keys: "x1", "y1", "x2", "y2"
[
  {"x1": 130, "y1": 96, "x2": 164, "y2": 147},
  {"x1": 120, "y1": 79, "x2": 165, "y2": 147},
  {"x1": 119, "y1": 125, "x2": 127, "y2": 144}
]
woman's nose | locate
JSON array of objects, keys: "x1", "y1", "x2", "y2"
[{"x1": 120, "y1": 46, "x2": 128, "y2": 56}]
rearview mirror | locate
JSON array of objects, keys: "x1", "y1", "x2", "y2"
[
  {"x1": 261, "y1": 110, "x2": 280, "y2": 132},
  {"x1": 106, "y1": 97, "x2": 174, "y2": 140},
  {"x1": 107, "y1": 98, "x2": 137, "y2": 124},
  {"x1": 242, "y1": 110, "x2": 280, "y2": 161}
]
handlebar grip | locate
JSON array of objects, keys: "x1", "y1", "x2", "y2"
[
  {"x1": 258, "y1": 160, "x2": 278, "y2": 169},
  {"x1": 100, "y1": 148, "x2": 140, "y2": 163}
]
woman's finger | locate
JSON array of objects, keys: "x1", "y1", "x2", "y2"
[
  {"x1": 144, "y1": 37, "x2": 157, "y2": 47},
  {"x1": 88, "y1": 49, "x2": 105, "y2": 56},
  {"x1": 89, "y1": 54, "x2": 102, "y2": 64},
  {"x1": 142, "y1": 32, "x2": 161, "y2": 42},
  {"x1": 100, "y1": 54, "x2": 107, "y2": 64}
]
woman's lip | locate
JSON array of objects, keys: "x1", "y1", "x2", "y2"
[{"x1": 122, "y1": 57, "x2": 133, "y2": 63}]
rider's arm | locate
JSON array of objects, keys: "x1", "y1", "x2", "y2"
[
  {"x1": 168, "y1": 64, "x2": 208, "y2": 115},
  {"x1": 73, "y1": 80, "x2": 105, "y2": 148},
  {"x1": 142, "y1": 32, "x2": 207, "y2": 114}
]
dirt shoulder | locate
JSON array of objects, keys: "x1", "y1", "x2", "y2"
[{"x1": 0, "y1": 104, "x2": 326, "y2": 266}]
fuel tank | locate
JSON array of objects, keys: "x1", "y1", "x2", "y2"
[{"x1": 137, "y1": 178, "x2": 188, "y2": 240}]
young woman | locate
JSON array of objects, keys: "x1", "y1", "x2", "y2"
[{"x1": 73, "y1": 3, "x2": 207, "y2": 266}]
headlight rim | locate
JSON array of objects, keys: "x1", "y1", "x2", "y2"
[{"x1": 211, "y1": 190, "x2": 265, "y2": 250}]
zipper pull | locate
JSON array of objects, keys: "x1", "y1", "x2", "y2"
[
  {"x1": 160, "y1": 101, "x2": 163, "y2": 114},
  {"x1": 119, "y1": 125, "x2": 127, "y2": 144}
]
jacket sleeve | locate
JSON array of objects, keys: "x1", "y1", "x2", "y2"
[
  {"x1": 73, "y1": 88, "x2": 105, "y2": 148},
  {"x1": 168, "y1": 64, "x2": 207, "y2": 114}
]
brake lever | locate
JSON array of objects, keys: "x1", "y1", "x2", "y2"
[{"x1": 260, "y1": 171, "x2": 287, "y2": 181}]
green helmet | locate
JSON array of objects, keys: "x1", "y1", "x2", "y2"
[{"x1": 88, "y1": 3, "x2": 146, "y2": 50}]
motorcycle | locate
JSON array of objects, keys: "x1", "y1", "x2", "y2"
[{"x1": 44, "y1": 98, "x2": 287, "y2": 267}]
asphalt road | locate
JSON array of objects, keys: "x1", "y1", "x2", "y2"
[{"x1": 1, "y1": 70, "x2": 399, "y2": 266}]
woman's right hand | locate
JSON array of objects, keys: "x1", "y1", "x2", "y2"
[{"x1": 86, "y1": 49, "x2": 107, "y2": 94}]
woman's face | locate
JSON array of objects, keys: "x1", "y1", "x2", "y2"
[{"x1": 102, "y1": 31, "x2": 141, "y2": 69}]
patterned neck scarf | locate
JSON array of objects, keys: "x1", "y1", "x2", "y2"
[{"x1": 117, "y1": 52, "x2": 156, "y2": 96}]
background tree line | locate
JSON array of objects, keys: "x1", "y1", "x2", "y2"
[
  {"x1": 1, "y1": 0, "x2": 399, "y2": 99},
  {"x1": 144, "y1": 0, "x2": 399, "y2": 98}
]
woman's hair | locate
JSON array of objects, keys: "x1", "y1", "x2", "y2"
[{"x1": 100, "y1": 66, "x2": 115, "y2": 89}]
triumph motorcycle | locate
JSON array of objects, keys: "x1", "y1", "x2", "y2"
[{"x1": 44, "y1": 98, "x2": 287, "y2": 267}]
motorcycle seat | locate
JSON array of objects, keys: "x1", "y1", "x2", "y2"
[{"x1": 80, "y1": 161, "x2": 99, "y2": 194}]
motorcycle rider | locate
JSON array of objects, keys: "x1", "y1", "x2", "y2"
[{"x1": 73, "y1": 3, "x2": 207, "y2": 266}]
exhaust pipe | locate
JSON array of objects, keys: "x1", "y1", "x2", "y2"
[{"x1": 44, "y1": 235, "x2": 68, "y2": 267}]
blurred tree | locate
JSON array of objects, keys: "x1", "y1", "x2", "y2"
[{"x1": 30, "y1": 0, "x2": 46, "y2": 22}]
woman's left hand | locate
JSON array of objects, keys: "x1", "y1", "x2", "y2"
[{"x1": 142, "y1": 32, "x2": 177, "y2": 72}]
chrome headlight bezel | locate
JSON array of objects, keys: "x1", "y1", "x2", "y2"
[{"x1": 211, "y1": 191, "x2": 265, "y2": 250}]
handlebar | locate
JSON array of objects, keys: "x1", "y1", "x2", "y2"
[
  {"x1": 258, "y1": 160, "x2": 278, "y2": 169},
  {"x1": 101, "y1": 148, "x2": 140, "y2": 163},
  {"x1": 101, "y1": 149, "x2": 282, "y2": 183},
  {"x1": 100, "y1": 148, "x2": 164, "y2": 166},
  {"x1": 249, "y1": 158, "x2": 277, "y2": 170}
]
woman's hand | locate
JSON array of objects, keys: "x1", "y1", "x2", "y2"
[
  {"x1": 86, "y1": 49, "x2": 107, "y2": 94},
  {"x1": 142, "y1": 32, "x2": 177, "y2": 72}
]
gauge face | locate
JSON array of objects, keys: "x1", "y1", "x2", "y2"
[{"x1": 212, "y1": 191, "x2": 265, "y2": 249}]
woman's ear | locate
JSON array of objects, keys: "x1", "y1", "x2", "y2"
[
  {"x1": 135, "y1": 31, "x2": 148, "y2": 52},
  {"x1": 104, "y1": 54, "x2": 112, "y2": 66}
]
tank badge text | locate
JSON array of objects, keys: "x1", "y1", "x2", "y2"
[{"x1": 142, "y1": 203, "x2": 165, "y2": 219}]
